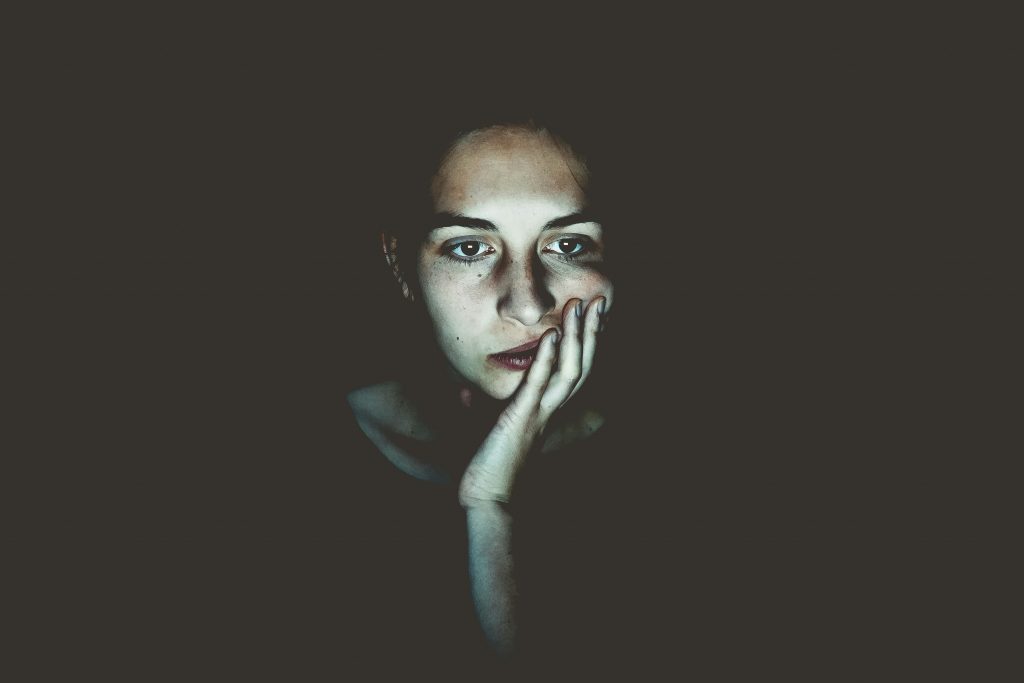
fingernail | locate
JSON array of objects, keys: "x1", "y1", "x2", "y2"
[
  {"x1": 575, "y1": 300, "x2": 583, "y2": 318},
  {"x1": 598, "y1": 298, "x2": 606, "y2": 316},
  {"x1": 551, "y1": 330, "x2": 560, "y2": 344}
]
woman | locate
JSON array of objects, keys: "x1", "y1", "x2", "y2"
[{"x1": 345, "y1": 113, "x2": 631, "y2": 669}]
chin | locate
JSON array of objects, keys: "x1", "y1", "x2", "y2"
[
  {"x1": 475, "y1": 373, "x2": 520, "y2": 402},
  {"x1": 450, "y1": 361, "x2": 522, "y2": 402},
  {"x1": 477, "y1": 383, "x2": 515, "y2": 402}
]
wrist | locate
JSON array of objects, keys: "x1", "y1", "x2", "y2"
[
  {"x1": 458, "y1": 477, "x2": 513, "y2": 509},
  {"x1": 459, "y1": 445, "x2": 530, "y2": 509},
  {"x1": 460, "y1": 497, "x2": 512, "y2": 515}
]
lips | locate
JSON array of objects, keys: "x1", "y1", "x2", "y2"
[
  {"x1": 488, "y1": 338, "x2": 542, "y2": 372},
  {"x1": 498, "y1": 338, "x2": 542, "y2": 354}
]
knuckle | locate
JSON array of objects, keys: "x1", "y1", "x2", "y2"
[
  {"x1": 499, "y1": 403, "x2": 538, "y2": 431},
  {"x1": 497, "y1": 407, "x2": 518, "y2": 427}
]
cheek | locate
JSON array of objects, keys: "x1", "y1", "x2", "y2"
[
  {"x1": 420, "y1": 271, "x2": 492, "y2": 344},
  {"x1": 552, "y1": 271, "x2": 614, "y2": 307}
]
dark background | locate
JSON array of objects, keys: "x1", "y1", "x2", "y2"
[{"x1": 6, "y1": 8, "x2": 1017, "y2": 678}]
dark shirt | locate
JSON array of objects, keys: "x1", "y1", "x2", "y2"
[
  {"x1": 331, "y1": 402, "x2": 650, "y2": 675},
  {"x1": 45, "y1": 365, "x2": 650, "y2": 678}
]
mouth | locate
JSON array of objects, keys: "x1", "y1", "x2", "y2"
[{"x1": 488, "y1": 338, "x2": 542, "y2": 372}]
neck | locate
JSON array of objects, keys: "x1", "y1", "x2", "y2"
[{"x1": 398, "y1": 361, "x2": 507, "y2": 472}]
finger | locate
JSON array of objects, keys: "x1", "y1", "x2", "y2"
[
  {"x1": 565, "y1": 296, "x2": 604, "y2": 405},
  {"x1": 540, "y1": 298, "x2": 584, "y2": 414},
  {"x1": 511, "y1": 327, "x2": 560, "y2": 411}
]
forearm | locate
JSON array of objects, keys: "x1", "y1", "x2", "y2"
[{"x1": 465, "y1": 501, "x2": 518, "y2": 656}]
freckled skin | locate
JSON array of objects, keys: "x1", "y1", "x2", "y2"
[{"x1": 416, "y1": 127, "x2": 614, "y2": 401}]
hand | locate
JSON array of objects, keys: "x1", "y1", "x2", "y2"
[{"x1": 458, "y1": 296, "x2": 606, "y2": 508}]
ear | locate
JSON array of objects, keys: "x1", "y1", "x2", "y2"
[{"x1": 381, "y1": 232, "x2": 415, "y2": 302}]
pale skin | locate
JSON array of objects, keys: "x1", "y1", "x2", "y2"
[{"x1": 348, "y1": 126, "x2": 612, "y2": 656}]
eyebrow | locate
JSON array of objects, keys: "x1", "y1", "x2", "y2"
[{"x1": 430, "y1": 211, "x2": 597, "y2": 233}]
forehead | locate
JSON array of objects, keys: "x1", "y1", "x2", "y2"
[{"x1": 430, "y1": 127, "x2": 589, "y2": 214}]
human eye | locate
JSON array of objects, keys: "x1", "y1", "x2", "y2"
[
  {"x1": 542, "y1": 236, "x2": 593, "y2": 261},
  {"x1": 443, "y1": 239, "x2": 495, "y2": 264}
]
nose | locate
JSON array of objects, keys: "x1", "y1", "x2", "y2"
[{"x1": 496, "y1": 255, "x2": 555, "y2": 327}]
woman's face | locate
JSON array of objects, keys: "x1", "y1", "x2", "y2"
[{"x1": 416, "y1": 126, "x2": 614, "y2": 401}]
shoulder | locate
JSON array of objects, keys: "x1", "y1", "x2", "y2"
[
  {"x1": 347, "y1": 381, "x2": 432, "y2": 432},
  {"x1": 346, "y1": 381, "x2": 445, "y2": 482},
  {"x1": 346, "y1": 381, "x2": 403, "y2": 424}
]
